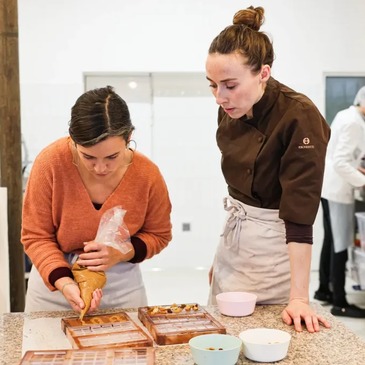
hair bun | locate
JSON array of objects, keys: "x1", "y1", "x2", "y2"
[{"x1": 233, "y1": 6, "x2": 265, "y2": 31}]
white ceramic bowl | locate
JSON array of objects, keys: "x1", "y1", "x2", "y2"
[
  {"x1": 216, "y1": 291, "x2": 257, "y2": 317},
  {"x1": 189, "y1": 334, "x2": 242, "y2": 365},
  {"x1": 239, "y1": 328, "x2": 291, "y2": 362}
]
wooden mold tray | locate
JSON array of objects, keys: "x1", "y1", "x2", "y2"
[
  {"x1": 138, "y1": 303, "x2": 226, "y2": 345},
  {"x1": 20, "y1": 348, "x2": 155, "y2": 365},
  {"x1": 61, "y1": 312, "x2": 153, "y2": 350}
]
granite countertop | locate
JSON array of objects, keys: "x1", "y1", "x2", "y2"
[{"x1": 1, "y1": 303, "x2": 365, "y2": 365}]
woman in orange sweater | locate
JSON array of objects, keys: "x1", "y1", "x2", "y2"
[{"x1": 22, "y1": 86, "x2": 172, "y2": 314}]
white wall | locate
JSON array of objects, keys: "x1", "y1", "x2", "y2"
[{"x1": 18, "y1": 0, "x2": 365, "y2": 271}]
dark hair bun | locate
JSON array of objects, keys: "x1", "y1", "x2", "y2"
[{"x1": 233, "y1": 6, "x2": 265, "y2": 31}]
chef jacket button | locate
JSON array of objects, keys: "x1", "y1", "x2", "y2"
[{"x1": 258, "y1": 136, "x2": 263, "y2": 142}]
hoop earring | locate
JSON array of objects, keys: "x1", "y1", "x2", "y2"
[{"x1": 127, "y1": 139, "x2": 137, "y2": 151}]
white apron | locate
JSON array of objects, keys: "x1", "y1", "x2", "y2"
[
  {"x1": 25, "y1": 253, "x2": 147, "y2": 313},
  {"x1": 209, "y1": 196, "x2": 290, "y2": 305},
  {"x1": 328, "y1": 200, "x2": 354, "y2": 253}
]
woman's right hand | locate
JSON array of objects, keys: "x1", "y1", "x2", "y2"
[{"x1": 56, "y1": 278, "x2": 103, "y2": 314}]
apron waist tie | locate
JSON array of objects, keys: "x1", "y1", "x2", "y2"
[{"x1": 222, "y1": 196, "x2": 247, "y2": 249}]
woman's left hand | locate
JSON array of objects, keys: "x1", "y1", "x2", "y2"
[
  {"x1": 87, "y1": 288, "x2": 103, "y2": 313},
  {"x1": 281, "y1": 298, "x2": 331, "y2": 332},
  {"x1": 77, "y1": 241, "x2": 135, "y2": 271}
]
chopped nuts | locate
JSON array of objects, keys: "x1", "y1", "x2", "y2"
[
  {"x1": 206, "y1": 347, "x2": 224, "y2": 351},
  {"x1": 146, "y1": 303, "x2": 199, "y2": 315}
]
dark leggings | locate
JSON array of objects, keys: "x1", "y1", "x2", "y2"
[{"x1": 318, "y1": 198, "x2": 348, "y2": 307}]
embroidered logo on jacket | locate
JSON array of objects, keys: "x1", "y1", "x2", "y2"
[{"x1": 298, "y1": 137, "x2": 314, "y2": 149}]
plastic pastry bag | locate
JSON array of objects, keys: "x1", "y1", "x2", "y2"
[
  {"x1": 94, "y1": 205, "x2": 132, "y2": 255},
  {"x1": 72, "y1": 263, "x2": 106, "y2": 320},
  {"x1": 72, "y1": 206, "x2": 130, "y2": 320}
]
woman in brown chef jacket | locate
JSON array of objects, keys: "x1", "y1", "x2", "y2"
[{"x1": 206, "y1": 6, "x2": 331, "y2": 332}]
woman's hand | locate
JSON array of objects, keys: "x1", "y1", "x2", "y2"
[
  {"x1": 281, "y1": 298, "x2": 331, "y2": 332},
  {"x1": 56, "y1": 278, "x2": 103, "y2": 314},
  {"x1": 358, "y1": 166, "x2": 365, "y2": 175},
  {"x1": 88, "y1": 288, "x2": 103, "y2": 313},
  {"x1": 285, "y1": 243, "x2": 331, "y2": 332},
  {"x1": 76, "y1": 240, "x2": 135, "y2": 271}
]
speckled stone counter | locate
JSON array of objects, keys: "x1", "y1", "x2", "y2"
[{"x1": 1, "y1": 303, "x2": 365, "y2": 365}]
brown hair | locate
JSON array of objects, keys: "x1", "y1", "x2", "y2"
[
  {"x1": 208, "y1": 6, "x2": 274, "y2": 73},
  {"x1": 69, "y1": 85, "x2": 135, "y2": 146}
]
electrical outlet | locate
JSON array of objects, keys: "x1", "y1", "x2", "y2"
[{"x1": 182, "y1": 223, "x2": 191, "y2": 232}]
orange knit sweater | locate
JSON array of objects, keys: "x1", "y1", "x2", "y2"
[{"x1": 21, "y1": 137, "x2": 172, "y2": 290}]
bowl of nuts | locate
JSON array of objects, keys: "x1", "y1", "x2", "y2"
[
  {"x1": 189, "y1": 334, "x2": 242, "y2": 365},
  {"x1": 239, "y1": 328, "x2": 291, "y2": 362}
]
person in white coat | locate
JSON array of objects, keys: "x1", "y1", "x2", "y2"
[{"x1": 315, "y1": 86, "x2": 365, "y2": 317}]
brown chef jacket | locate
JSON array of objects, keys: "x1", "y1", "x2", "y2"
[{"x1": 216, "y1": 77, "x2": 330, "y2": 226}]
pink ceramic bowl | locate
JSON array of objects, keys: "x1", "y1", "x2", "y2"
[{"x1": 216, "y1": 291, "x2": 257, "y2": 317}]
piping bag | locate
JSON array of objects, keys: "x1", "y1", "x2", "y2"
[
  {"x1": 72, "y1": 206, "x2": 132, "y2": 320},
  {"x1": 72, "y1": 263, "x2": 106, "y2": 320}
]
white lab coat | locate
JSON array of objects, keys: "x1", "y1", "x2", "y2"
[
  {"x1": 321, "y1": 106, "x2": 365, "y2": 204},
  {"x1": 321, "y1": 106, "x2": 365, "y2": 252}
]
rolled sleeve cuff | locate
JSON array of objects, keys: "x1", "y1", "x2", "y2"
[
  {"x1": 285, "y1": 220, "x2": 313, "y2": 244},
  {"x1": 128, "y1": 236, "x2": 147, "y2": 263},
  {"x1": 49, "y1": 267, "x2": 74, "y2": 287}
]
